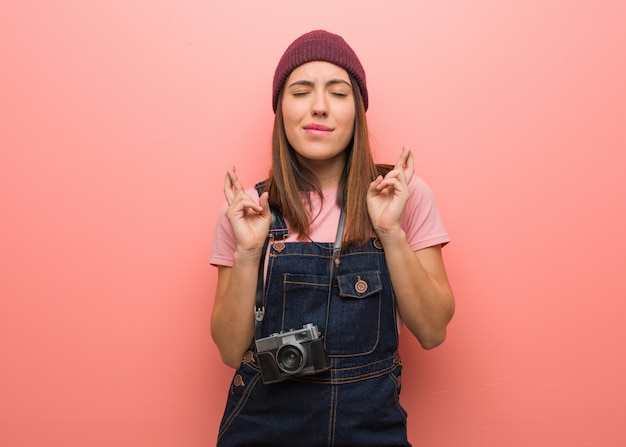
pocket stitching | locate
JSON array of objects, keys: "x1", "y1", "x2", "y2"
[{"x1": 337, "y1": 270, "x2": 382, "y2": 299}]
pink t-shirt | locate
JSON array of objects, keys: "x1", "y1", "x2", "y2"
[{"x1": 210, "y1": 176, "x2": 450, "y2": 267}]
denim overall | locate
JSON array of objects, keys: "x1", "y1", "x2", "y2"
[{"x1": 217, "y1": 185, "x2": 410, "y2": 447}]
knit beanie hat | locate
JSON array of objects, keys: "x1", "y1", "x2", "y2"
[{"x1": 272, "y1": 30, "x2": 368, "y2": 112}]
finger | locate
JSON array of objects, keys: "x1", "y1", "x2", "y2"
[
  {"x1": 392, "y1": 147, "x2": 414, "y2": 184},
  {"x1": 227, "y1": 195, "x2": 263, "y2": 221},
  {"x1": 394, "y1": 146, "x2": 410, "y2": 170},
  {"x1": 382, "y1": 166, "x2": 403, "y2": 183},
  {"x1": 224, "y1": 167, "x2": 246, "y2": 205},
  {"x1": 368, "y1": 175, "x2": 384, "y2": 193},
  {"x1": 404, "y1": 149, "x2": 415, "y2": 183},
  {"x1": 378, "y1": 176, "x2": 403, "y2": 189},
  {"x1": 258, "y1": 192, "x2": 271, "y2": 219},
  {"x1": 241, "y1": 192, "x2": 264, "y2": 213},
  {"x1": 376, "y1": 175, "x2": 406, "y2": 194},
  {"x1": 224, "y1": 168, "x2": 235, "y2": 204},
  {"x1": 227, "y1": 167, "x2": 244, "y2": 193}
]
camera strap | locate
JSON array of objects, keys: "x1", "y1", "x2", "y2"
[
  {"x1": 329, "y1": 207, "x2": 346, "y2": 280},
  {"x1": 253, "y1": 208, "x2": 346, "y2": 342},
  {"x1": 254, "y1": 211, "x2": 274, "y2": 341}
]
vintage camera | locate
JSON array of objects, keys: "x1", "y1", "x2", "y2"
[{"x1": 255, "y1": 323, "x2": 329, "y2": 384}]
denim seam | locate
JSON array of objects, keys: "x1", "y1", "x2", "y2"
[
  {"x1": 291, "y1": 362, "x2": 400, "y2": 385},
  {"x1": 388, "y1": 371, "x2": 408, "y2": 426},
  {"x1": 328, "y1": 364, "x2": 338, "y2": 447},
  {"x1": 217, "y1": 370, "x2": 262, "y2": 440}
]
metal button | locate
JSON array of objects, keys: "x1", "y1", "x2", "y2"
[
  {"x1": 233, "y1": 374, "x2": 245, "y2": 387},
  {"x1": 373, "y1": 238, "x2": 383, "y2": 250},
  {"x1": 273, "y1": 240, "x2": 285, "y2": 252},
  {"x1": 243, "y1": 350, "x2": 254, "y2": 363},
  {"x1": 355, "y1": 276, "x2": 368, "y2": 294},
  {"x1": 393, "y1": 352, "x2": 401, "y2": 364}
]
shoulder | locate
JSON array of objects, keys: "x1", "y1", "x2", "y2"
[
  {"x1": 402, "y1": 176, "x2": 450, "y2": 250},
  {"x1": 407, "y1": 175, "x2": 436, "y2": 203}
]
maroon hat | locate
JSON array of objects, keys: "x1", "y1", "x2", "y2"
[{"x1": 272, "y1": 30, "x2": 368, "y2": 112}]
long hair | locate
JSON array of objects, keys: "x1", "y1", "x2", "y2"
[{"x1": 265, "y1": 75, "x2": 391, "y2": 246}]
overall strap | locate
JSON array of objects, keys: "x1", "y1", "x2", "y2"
[{"x1": 254, "y1": 180, "x2": 288, "y2": 240}]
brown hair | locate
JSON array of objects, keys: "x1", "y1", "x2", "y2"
[{"x1": 264, "y1": 76, "x2": 391, "y2": 247}]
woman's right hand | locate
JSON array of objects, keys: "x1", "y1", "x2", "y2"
[{"x1": 224, "y1": 167, "x2": 271, "y2": 252}]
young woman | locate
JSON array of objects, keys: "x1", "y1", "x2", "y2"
[{"x1": 210, "y1": 30, "x2": 455, "y2": 447}]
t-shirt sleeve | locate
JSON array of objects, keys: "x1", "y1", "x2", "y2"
[{"x1": 401, "y1": 176, "x2": 451, "y2": 251}]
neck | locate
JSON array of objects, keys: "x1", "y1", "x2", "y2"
[
  {"x1": 316, "y1": 172, "x2": 341, "y2": 190},
  {"x1": 297, "y1": 153, "x2": 345, "y2": 190}
]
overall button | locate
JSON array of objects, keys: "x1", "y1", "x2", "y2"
[
  {"x1": 233, "y1": 374, "x2": 245, "y2": 387},
  {"x1": 273, "y1": 240, "x2": 285, "y2": 252},
  {"x1": 373, "y1": 238, "x2": 383, "y2": 250},
  {"x1": 354, "y1": 276, "x2": 368, "y2": 294},
  {"x1": 393, "y1": 352, "x2": 402, "y2": 364},
  {"x1": 243, "y1": 350, "x2": 254, "y2": 363}
]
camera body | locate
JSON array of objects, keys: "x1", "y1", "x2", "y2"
[{"x1": 255, "y1": 323, "x2": 329, "y2": 384}]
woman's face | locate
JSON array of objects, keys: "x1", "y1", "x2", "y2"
[{"x1": 281, "y1": 61, "x2": 356, "y2": 175}]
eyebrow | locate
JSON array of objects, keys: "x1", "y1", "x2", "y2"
[{"x1": 287, "y1": 79, "x2": 352, "y2": 88}]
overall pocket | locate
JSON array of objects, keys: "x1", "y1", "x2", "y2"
[
  {"x1": 281, "y1": 273, "x2": 331, "y2": 334},
  {"x1": 325, "y1": 270, "x2": 382, "y2": 356}
]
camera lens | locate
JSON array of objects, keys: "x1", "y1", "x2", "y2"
[{"x1": 276, "y1": 343, "x2": 305, "y2": 374}]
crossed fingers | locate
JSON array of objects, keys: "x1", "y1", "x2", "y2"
[
  {"x1": 393, "y1": 146, "x2": 414, "y2": 184},
  {"x1": 224, "y1": 167, "x2": 264, "y2": 214},
  {"x1": 224, "y1": 167, "x2": 244, "y2": 205}
]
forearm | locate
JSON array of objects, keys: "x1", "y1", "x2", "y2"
[
  {"x1": 211, "y1": 249, "x2": 263, "y2": 367},
  {"x1": 378, "y1": 230, "x2": 455, "y2": 349}
]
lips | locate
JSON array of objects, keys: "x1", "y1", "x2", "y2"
[{"x1": 303, "y1": 123, "x2": 333, "y2": 135}]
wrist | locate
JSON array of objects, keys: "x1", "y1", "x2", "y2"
[
  {"x1": 375, "y1": 227, "x2": 407, "y2": 245},
  {"x1": 233, "y1": 245, "x2": 264, "y2": 263}
]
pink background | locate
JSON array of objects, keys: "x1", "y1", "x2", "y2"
[{"x1": 2, "y1": 1, "x2": 626, "y2": 445}]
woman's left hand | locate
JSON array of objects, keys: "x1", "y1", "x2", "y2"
[{"x1": 366, "y1": 146, "x2": 414, "y2": 238}]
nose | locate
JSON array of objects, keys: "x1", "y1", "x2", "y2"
[{"x1": 311, "y1": 92, "x2": 328, "y2": 117}]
